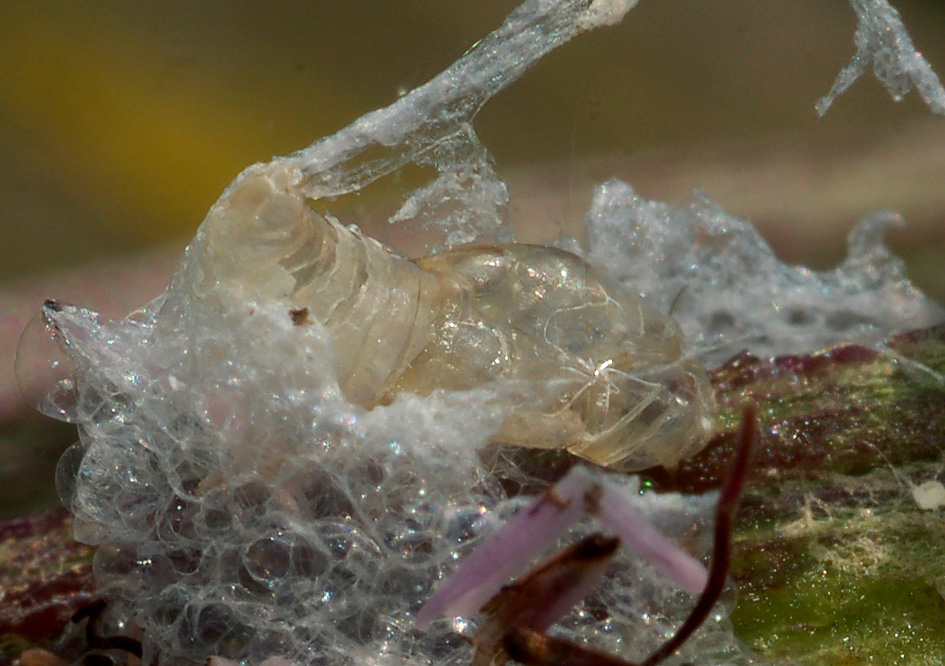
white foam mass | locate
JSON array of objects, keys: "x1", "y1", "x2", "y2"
[
  {"x1": 47, "y1": 296, "x2": 734, "y2": 665},
  {"x1": 818, "y1": 0, "x2": 945, "y2": 116},
  {"x1": 585, "y1": 180, "x2": 944, "y2": 364},
  {"x1": 27, "y1": 0, "x2": 945, "y2": 665}
]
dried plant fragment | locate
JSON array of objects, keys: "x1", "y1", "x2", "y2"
[{"x1": 420, "y1": 405, "x2": 756, "y2": 666}]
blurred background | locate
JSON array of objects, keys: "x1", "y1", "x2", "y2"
[{"x1": 1, "y1": 0, "x2": 944, "y2": 517}]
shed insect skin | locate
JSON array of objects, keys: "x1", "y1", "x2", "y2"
[{"x1": 196, "y1": 168, "x2": 715, "y2": 471}]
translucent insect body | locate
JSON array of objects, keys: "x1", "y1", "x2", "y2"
[{"x1": 193, "y1": 167, "x2": 714, "y2": 470}]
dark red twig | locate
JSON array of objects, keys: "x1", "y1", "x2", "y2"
[{"x1": 640, "y1": 402, "x2": 756, "y2": 666}]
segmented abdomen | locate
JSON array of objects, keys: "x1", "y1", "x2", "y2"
[{"x1": 197, "y1": 168, "x2": 713, "y2": 469}]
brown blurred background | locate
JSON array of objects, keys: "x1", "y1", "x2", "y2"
[{"x1": 1, "y1": 1, "x2": 944, "y2": 516}]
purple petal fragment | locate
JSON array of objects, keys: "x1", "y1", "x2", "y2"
[
  {"x1": 416, "y1": 470, "x2": 588, "y2": 628},
  {"x1": 593, "y1": 474, "x2": 708, "y2": 594}
]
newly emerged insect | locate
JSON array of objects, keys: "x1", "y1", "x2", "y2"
[{"x1": 191, "y1": 166, "x2": 714, "y2": 470}]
